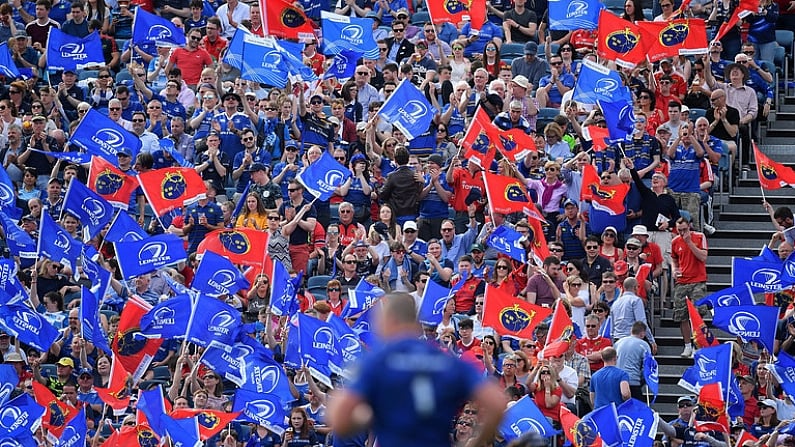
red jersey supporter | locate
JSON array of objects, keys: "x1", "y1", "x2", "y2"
[
  {"x1": 630, "y1": 225, "x2": 664, "y2": 280},
  {"x1": 654, "y1": 59, "x2": 687, "y2": 100},
  {"x1": 166, "y1": 28, "x2": 214, "y2": 86},
  {"x1": 456, "y1": 318, "x2": 482, "y2": 353},
  {"x1": 336, "y1": 202, "x2": 366, "y2": 247},
  {"x1": 654, "y1": 75, "x2": 682, "y2": 122},
  {"x1": 201, "y1": 17, "x2": 227, "y2": 61},
  {"x1": 452, "y1": 256, "x2": 486, "y2": 315},
  {"x1": 575, "y1": 314, "x2": 612, "y2": 372},
  {"x1": 528, "y1": 364, "x2": 563, "y2": 425},
  {"x1": 671, "y1": 217, "x2": 708, "y2": 357},
  {"x1": 446, "y1": 157, "x2": 486, "y2": 232},
  {"x1": 303, "y1": 40, "x2": 325, "y2": 77}
]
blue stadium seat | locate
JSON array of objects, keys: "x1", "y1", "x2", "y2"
[
  {"x1": 411, "y1": 11, "x2": 430, "y2": 25},
  {"x1": 689, "y1": 108, "x2": 707, "y2": 122},
  {"x1": 536, "y1": 107, "x2": 560, "y2": 131},
  {"x1": 776, "y1": 30, "x2": 793, "y2": 58},
  {"x1": 501, "y1": 42, "x2": 525, "y2": 59},
  {"x1": 115, "y1": 70, "x2": 131, "y2": 83}
]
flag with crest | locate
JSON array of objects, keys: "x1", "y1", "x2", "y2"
[
  {"x1": 32, "y1": 381, "x2": 75, "y2": 441},
  {"x1": 483, "y1": 285, "x2": 552, "y2": 339},
  {"x1": 196, "y1": 228, "x2": 269, "y2": 267},
  {"x1": 137, "y1": 167, "x2": 206, "y2": 217},
  {"x1": 112, "y1": 296, "x2": 163, "y2": 382},
  {"x1": 427, "y1": 0, "x2": 486, "y2": 30},
  {"x1": 595, "y1": 11, "x2": 646, "y2": 68},
  {"x1": 580, "y1": 164, "x2": 629, "y2": 215},
  {"x1": 637, "y1": 19, "x2": 709, "y2": 61},
  {"x1": 687, "y1": 298, "x2": 719, "y2": 348},
  {"x1": 461, "y1": 108, "x2": 499, "y2": 168},
  {"x1": 88, "y1": 156, "x2": 139, "y2": 209},
  {"x1": 260, "y1": 0, "x2": 315, "y2": 41},
  {"x1": 754, "y1": 143, "x2": 795, "y2": 190}
]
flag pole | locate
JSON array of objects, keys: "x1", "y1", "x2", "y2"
[{"x1": 753, "y1": 140, "x2": 768, "y2": 203}]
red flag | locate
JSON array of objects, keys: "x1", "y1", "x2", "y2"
[
  {"x1": 427, "y1": 0, "x2": 486, "y2": 29},
  {"x1": 482, "y1": 285, "x2": 552, "y2": 339},
  {"x1": 102, "y1": 424, "x2": 160, "y2": 447},
  {"x1": 260, "y1": 0, "x2": 315, "y2": 41},
  {"x1": 496, "y1": 129, "x2": 537, "y2": 162},
  {"x1": 736, "y1": 430, "x2": 759, "y2": 447},
  {"x1": 560, "y1": 406, "x2": 603, "y2": 447},
  {"x1": 713, "y1": 0, "x2": 757, "y2": 42},
  {"x1": 595, "y1": 11, "x2": 647, "y2": 68},
  {"x1": 687, "y1": 297, "x2": 718, "y2": 348},
  {"x1": 32, "y1": 381, "x2": 76, "y2": 440},
  {"x1": 695, "y1": 383, "x2": 729, "y2": 433},
  {"x1": 754, "y1": 143, "x2": 795, "y2": 190},
  {"x1": 584, "y1": 126, "x2": 609, "y2": 152},
  {"x1": 580, "y1": 164, "x2": 630, "y2": 215},
  {"x1": 137, "y1": 167, "x2": 206, "y2": 217},
  {"x1": 197, "y1": 228, "x2": 270, "y2": 267},
  {"x1": 461, "y1": 108, "x2": 498, "y2": 169},
  {"x1": 637, "y1": 19, "x2": 708, "y2": 62},
  {"x1": 171, "y1": 409, "x2": 243, "y2": 440},
  {"x1": 482, "y1": 171, "x2": 538, "y2": 217},
  {"x1": 542, "y1": 300, "x2": 576, "y2": 358},
  {"x1": 88, "y1": 156, "x2": 139, "y2": 209},
  {"x1": 242, "y1": 254, "x2": 274, "y2": 294},
  {"x1": 95, "y1": 355, "x2": 131, "y2": 413},
  {"x1": 527, "y1": 216, "x2": 550, "y2": 261},
  {"x1": 112, "y1": 296, "x2": 163, "y2": 382}
]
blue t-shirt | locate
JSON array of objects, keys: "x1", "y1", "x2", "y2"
[
  {"x1": 589, "y1": 365, "x2": 630, "y2": 409},
  {"x1": 213, "y1": 111, "x2": 252, "y2": 159},
  {"x1": 349, "y1": 338, "x2": 482, "y2": 447},
  {"x1": 344, "y1": 176, "x2": 373, "y2": 208},
  {"x1": 667, "y1": 144, "x2": 703, "y2": 193},
  {"x1": 186, "y1": 201, "x2": 222, "y2": 252},
  {"x1": 419, "y1": 174, "x2": 453, "y2": 218},
  {"x1": 460, "y1": 21, "x2": 504, "y2": 58}
]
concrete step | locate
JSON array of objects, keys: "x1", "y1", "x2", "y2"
[
  {"x1": 729, "y1": 195, "x2": 791, "y2": 205},
  {"x1": 730, "y1": 186, "x2": 794, "y2": 196}
]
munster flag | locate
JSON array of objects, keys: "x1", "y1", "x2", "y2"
[
  {"x1": 88, "y1": 156, "x2": 139, "y2": 209},
  {"x1": 196, "y1": 228, "x2": 270, "y2": 267},
  {"x1": 171, "y1": 409, "x2": 242, "y2": 440},
  {"x1": 687, "y1": 297, "x2": 719, "y2": 348},
  {"x1": 95, "y1": 355, "x2": 131, "y2": 414},
  {"x1": 560, "y1": 406, "x2": 602, "y2": 447},
  {"x1": 584, "y1": 126, "x2": 609, "y2": 152},
  {"x1": 527, "y1": 215, "x2": 550, "y2": 261},
  {"x1": 695, "y1": 382, "x2": 729, "y2": 433},
  {"x1": 754, "y1": 143, "x2": 795, "y2": 190},
  {"x1": 580, "y1": 164, "x2": 629, "y2": 215},
  {"x1": 595, "y1": 11, "x2": 646, "y2": 68},
  {"x1": 427, "y1": 0, "x2": 486, "y2": 29},
  {"x1": 713, "y1": 0, "x2": 757, "y2": 42},
  {"x1": 461, "y1": 108, "x2": 499, "y2": 169},
  {"x1": 483, "y1": 171, "x2": 536, "y2": 216},
  {"x1": 497, "y1": 129, "x2": 536, "y2": 162},
  {"x1": 638, "y1": 19, "x2": 708, "y2": 62},
  {"x1": 542, "y1": 300, "x2": 576, "y2": 358},
  {"x1": 137, "y1": 167, "x2": 206, "y2": 217},
  {"x1": 103, "y1": 424, "x2": 160, "y2": 447},
  {"x1": 482, "y1": 285, "x2": 552, "y2": 338},
  {"x1": 260, "y1": 0, "x2": 315, "y2": 41},
  {"x1": 32, "y1": 381, "x2": 76, "y2": 440},
  {"x1": 112, "y1": 295, "x2": 163, "y2": 382}
]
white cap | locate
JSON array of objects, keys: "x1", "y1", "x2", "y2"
[{"x1": 403, "y1": 220, "x2": 418, "y2": 231}]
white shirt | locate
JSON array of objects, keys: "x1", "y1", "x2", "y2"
[
  {"x1": 216, "y1": 1, "x2": 250, "y2": 39},
  {"x1": 558, "y1": 365, "x2": 579, "y2": 404}
]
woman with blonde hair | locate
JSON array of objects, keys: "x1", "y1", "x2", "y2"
[
  {"x1": 543, "y1": 122, "x2": 571, "y2": 162},
  {"x1": 235, "y1": 192, "x2": 268, "y2": 229},
  {"x1": 525, "y1": 160, "x2": 567, "y2": 241}
]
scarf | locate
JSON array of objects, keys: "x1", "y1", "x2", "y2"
[{"x1": 541, "y1": 177, "x2": 562, "y2": 209}]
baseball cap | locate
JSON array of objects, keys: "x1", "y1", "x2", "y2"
[
  {"x1": 738, "y1": 374, "x2": 755, "y2": 384},
  {"x1": 524, "y1": 41, "x2": 538, "y2": 55},
  {"x1": 350, "y1": 153, "x2": 366, "y2": 164},
  {"x1": 78, "y1": 368, "x2": 93, "y2": 377},
  {"x1": 365, "y1": 11, "x2": 381, "y2": 22},
  {"x1": 117, "y1": 147, "x2": 133, "y2": 157},
  {"x1": 680, "y1": 105, "x2": 690, "y2": 114},
  {"x1": 248, "y1": 162, "x2": 268, "y2": 172},
  {"x1": 284, "y1": 140, "x2": 299, "y2": 149},
  {"x1": 602, "y1": 226, "x2": 618, "y2": 236},
  {"x1": 14, "y1": 31, "x2": 27, "y2": 39},
  {"x1": 63, "y1": 68, "x2": 77, "y2": 75},
  {"x1": 21, "y1": 214, "x2": 36, "y2": 222},
  {"x1": 356, "y1": 121, "x2": 367, "y2": 131},
  {"x1": 626, "y1": 237, "x2": 642, "y2": 247},
  {"x1": 677, "y1": 395, "x2": 695, "y2": 405},
  {"x1": 328, "y1": 116, "x2": 341, "y2": 127},
  {"x1": 563, "y1": 198, "x2": 578, "y2": 208},
  {"x1": 47, "y1": 177, "x2": 62, "y2": 185},
  {"x1": 56, "y1": 357, "x2": 75, "y2": 368},
  {"x1": 31, "y1": 115, "x2": 46, "y2": 122},
  {"x1": 403, "y1": 220, "x2": 418, "y2": 232},
  {"x1": 470, "y1": 243, "x2": 485, "y2": 252},
  {"x1": 354, "y1": 241, "x2": 367, "y2": 248},
  {"x1": 631, "y1": 225, "x2": 650, "y2": 236},
  {"x1": 613, "y1": 260, "x2": 629, "y2": 276},
  {"x1": 758, "y1": 398, "x2": 777, "y2": 408}
]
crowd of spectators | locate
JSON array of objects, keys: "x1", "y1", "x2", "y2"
[{"x1": 0, "y1": 0, "x2": 794, "y2": 444}]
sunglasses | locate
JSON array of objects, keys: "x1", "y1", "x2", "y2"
[
  {"x1": 602, "y1": 280, "x2": 615, "y2": 284},
  {"x1": 264, "y1": 107, "x2": 276, "y2": 111},
  {"x1": 99, "y1": 74, "x2": 111, "y2": 79},
  {"x1": 344, "y1": 260, "x2": 357, "y2": 264},
  {"x1": 190, "y1": 36, "x2": 201, "y2": 41},
  {"x1": 457, "y1": 421, "x2": 472, "y2": 427},
  {"x1": 626, "y1": 245, "x2": 640, "y2": 250},
  {"x1": 441, "y1": 228, "x2": 454, "y2": 232},
  {"x1": 287, "y1": 188, "x2": 300, "y2": 192},
  {"x1": 268, "y1": 216, "x2": 280, "y2": 221},
  {"x1": 585, "y1": 324, "x2": 597, "y2": 328},
  {"x1": 496, "y1": 265, "x2": 509, "y2": 270},
  {"x1": 310, "y1": 100, "x2": 323, "y2": 105},
  {"x1": 404, "y1": 229, "x2": 416, "y2": 233},
  {"x1": 327, "y1": 287, "x2": 340, "y2": 292},
  {"x1": 550, "y1": 247, "x2": 564, "y2": 252},
  {"x1": 132, "y1": 118, "x2": 145, "y2": 122}
]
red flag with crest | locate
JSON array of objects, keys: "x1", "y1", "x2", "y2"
[
  {"x1": 687, "y1": 298, "x2": 718, "y2": 348},
  {"x1": 260, "y1": 0, "x2": 315, "y2": 41},
  {"x1": 496, "y1": 129, "x2": 536, "y2": 162},
  {"x1": 527, "y1": 216, "x2": 550, "y2": 261},
  {"x1": 137, "y1": 167, "x2": 207, "y2": 217},
  {"x1": 102, "y1": 424, "x2": 160, "y2": 447},
  {"x1": 754, "y1": 143, "x2": 795, "y2": 190},
  {"x1": 695, "y1": 382, "x2": 730, "y2": 433},
  {"x1": 584, "y1": 126, "x2": 610, "y2": 152},
  {"x1": 427, "y1": 0, "x2": 486, "y2": 29},
  {"x1": 461, "y1": 108, "x2": 499, "y2": 169},
  {"x1": 560, "y1": 406, "x2": 603, "y2": 447},
  {"x1": 482, "y1": 285, "x2": 552, "y2": 339},
  {"x1": 637, "y1": 19, "x2": 708, "y2": 62},
  {"x1": 112, "y1": 295, "x2": 163, "y2": 383},
  {"x1": 197, "y1": 228, "x2": 270, "y2": 267},
  {"x1": 482, "y1": 171, "x2": 543, "y2": 219},
  {"x1": 595, "y1": 11, "x2": 647, "y2": 68},
  {"x1": 88, "y1": 156, "x2": 139, "y2": 210},
  {"x1": 171, "y1": 409, "x2": 243, "y2": 440},
  {"x1": 580, "y1": 164, "x2": 629, "y2": 215},
  {"x1": 32, "y1": 381, "x2": 76, "y2": 440},
  {"x1": 542, "y1": 300, "x2": 576, "y2": 358},
  {"x1": 95, "y1": 355, "x2": 131, "y2": 413}
]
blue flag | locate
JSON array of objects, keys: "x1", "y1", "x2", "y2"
[
  {"x1": 162, "y1": 414, "x2": 201, "y2": 447},
  {"x1": 573, "y1": 60, "x2": 633, "y2": 105},
  {"x1": 320, "y1": 11, "x2": 379, "y2": 59},
  {"x1": 548, "y1": 0, "x2": 601, "y2": 30},
  {"x1": 296, "y1": 150, "x2": 352, "y2": 201},
  {"x1": 138, "y1": 386, "x2": 200, "y2": 447},
  {"x1": 46, "y1": 29, "x2": 105, "y2": 71},
  {"x1": 225, "y1": 32, "x2": 315, "y2": 88},
  {"x1": 192, "y1": 251, "x2": 249, "y2": 297},
  {"x1": 327, "y1": 314, "x2": 363, "y2": 375},
  {"x1": 81, "y1": 245, "x2": 111, "y2": 300},
  {"x1": 696, "y1": 283, "x2": 756, "y2": 308},
  {"x1": 0, "y1": 365, "x2": 18, "y2": 407},
  {"x1": 157, "y1": 138, "x2": 192, "y2": 168},
  {"x1": 30, "y1": 149, "x2": 92, "y2": 165},
  {"x1": 186, "y1": 295, "x2": 242, "y2": 347},
  {"x1": 598, "y1": 99, "x2": 636, "y2": 143},
  {"x1": 678, "y1": 343, "x2": 732, "y2": 394},
  {"x1": 0, "y1": 212, "x2": 36, "y2": 260},
  {"x1": 55, "y1": 407, "x2": 86, "y2": 447},
  {"x1": 487, "y1": 225, "x2": 527, "y2": 263},
  {"x1": 351, "y1": 299, "x2": 381, "y2": 348},
  {"x1": 104, "y1": 210, "x2": 146, "y2": 243},
  {"x1": 270, "y1": 262, "x2": 302, "y2": 317},
  {"x1": 0, "y1": 394, "x2": 45, "y2": 437},
  {"x1": 162, "y1": 272, "x2": 193, "y2": 296},
  {"x1": 38, "y1": 212, "x2": 84, "y2": 275},
  {"x1": 323, "y1": 49, "x2": 364, "y2": 80},
  {"x1": 771, "y1": 351, "x2": 795, "y2": 400},
  {"x1": 418, "y1": 279, "x2": 455, "y2": 327},
  {"x1": 295, "y1": 313, "x2": 341, "y2": 387},
  {"x1": 498, "y1": 395, "x2": 558, "y2": 441},
  {"x1": 0, "y1": 165, "x2": 14, "y2": 209},
  {"x1": 0, "y1": 303, "x2": 59, "y2": 352},
  {"x1": 79, "y1": 287, "x2": 112, "y2": 355},
  {"x1": 732, "y1": 257, "x2": 784, "y2": 293},
  {"x1": 752, "y1": 245, "x2": 782, "y2": 264},
  {"x1": 132, "y1": 8, "x2": 186, "y2": 47},
  {"x1": 137, "y1": 387, "x2": 168, "y2": 435},
  {"x1": 600, "y1": 315, "x2": 612, "y2": 339},
  {"x1": 781, "y1": 251, "x2": 795, "y2": 286},
  {"x1": 0, "y1": 43, "x2": 20, "y2": 79},
  {"x1": 643, "y1": 352, "x2": 658, "y2": 403},
  {"x1": 727, "y1": 376, "x2": 744, "y2": 418},
  {"x1": 231, "y1": 182, "x2": 250, "y2": 220},
  {"x1": 113, "y1": 234, "x2": 187, "y2": 280},
  {"x1": 712, "y1": 304, "x2": 778, "y2": 353},
  {"x1": 62, "y1": 180, "x2": 115, "y2": 239},
  {"x1": 581, "y1": 403, "x2": 622, "y2": 447},
  {"x1": 378, "y1": 79, "x2": 438, "y2": 140},
  {"x1": 342, "y1": 278, "x2": 385, "y2": 318},
  {"x1": 139, "y1": 294, "x2": 192, "y2": 339},
  {"x1": 616, "y1": 399, "x2": 657, "y2": 447},
  {"x1": 70, "y1": 109, "x2": 142, "y2": 165},
  {"x1": 232, "y1": 388, "x2": 286, "y2": 436}
]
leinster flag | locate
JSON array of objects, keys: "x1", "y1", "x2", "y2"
[
  {"x1": 72, "y1": 110, "x2": 142, "y2": 164},
  {"x1": 132, "y1": 8, "x2": 186, "y2": 47},
  {"x1": 678, "y1": 343, "x2": 732, "y2": 393},
  {"x1": 696, "y1": 283, "x2": 756, "y2": 308},
  {"x1": 62, "y1": 180, "x2": 115, "y2": 240},
  {"x1": 232, "y1": 389, "x2": 286, "y2": 436},
  {"x1": 488, "y1": 225, "x2": 527, "y2": 264},
  {"x1": 617, "y1": 399, "x2": 657, "y2": 447},
  {"x1": 732, "y1": 257, "x2": 784, "y2": 293},
  {"x1": 38, "y1": 212, "x2": 84, "y2": 275},
  {"x1": 548, "y1": 0, "x2": 601, "y2": 30},
  {"x1": 0, "y1": 165, "x2": 15, "y2": 209},
  {"x1": 193, "y1": 251, "x2": 249, "y2": 297},
  {"x1": 598, "y1": 99, "x2": 636, "y2": 143},
  {"x1": 378, "y1": 79, "x2": 437, "y2": 140},
  {"x1": 644, "y1": 352, "x2": 659, "y2": 403},
  {"x1": 320, "y1": 11, "x2": 379, "y2": 59},
  {"x1": 0, "y1": 303, "x2": 59, "y2": 352},
  {"x1": 712, "y1": 304, "x2": 778, "y2": 353},
  {"x1": 46, "y1": 29, "x2": 104, "y2": 71},
  {"x1": 114, "y1": 234, "x2": 187, "y2": 280},
  {"x1": 499, "y1": 395, "x2": 558, "y2": 441},
  {"x1": 573, "y1": 59, "x2": 633, "y2": 105},
  {"x1": 297, "y1": 150, "x2": 352, "y2": 200},
  {"x1": 0, "y1": 43, "x2": 19, "y2": 79},
  {"x1": 323, "y1": 49, "x2": 364, "y2": 80},
  {"x1": 104, "y1": 210, "x2": 146, "y2": 243}
]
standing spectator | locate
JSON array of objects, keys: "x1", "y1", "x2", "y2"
[
  {"x1": 195, "y1": 132, "x2": 230, "y2": 199},
  {"x1": 581, "y1": 236, "x2": 612, "y2": 287},
  {"x1": 279, "y1": 179, "x2": 317, "y2": 275},
  {"x1": 614, "y1": 321, "x2": 652, "y2": 400},
  {"x1": 704, "y1": 87, "x2": 740, "y2": 164},
  {"x1": 201, "y1": 17, "x2": 227, "y2": 61},
  {"x1": 611, "y1": 278, "x2": 656, "y2": 350},
  {"x1": 215, "y1": 0, "x2": 248, "y2": 38},
  {"x1": 380, "y1": 147, "x2": 423, "y2": 225},
  {"x1": 671, "y1": 217, "x2": 708, "y2": 358},
  {"x1": 183, "y1": 182, "x2": 223, "y2": 253},
  {"x1": 524, "y1": 257, "x2": 563, "y2": 307},
  {"x1": 589, "y1": 347, "x2": 630, "y2": 408},
  {"x1": 510, "y1": 42, "x2": 547, "y2": 88},
  {"x1": 666, "y1": 122, "x2": 705, "y2": 231},
  {"x1": 446, "y1": 156, "x2": 485, "y2": 232},
  {"x1": 26, "y1": 0, "x2": 59, "y2": 49},
  {"x1": 165, "y1": 27, "x2": 213, "y2": 88}
]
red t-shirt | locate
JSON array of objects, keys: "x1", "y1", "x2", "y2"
[
  {"x1": 457, "y1": 337, "x2": 482, "y2": 353},
  {"x1": 575, "y1": 336, "x2": 612, "y2": 371},
  {"x1": 671, "y1": 231, "x2": 708, "y2": 284},
  {"x1": 449, "y1": 167, "x2": 485, "y2": 212},
  {"x1": 533, "y1": 387, "x2": 563, "y2": 423}
]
